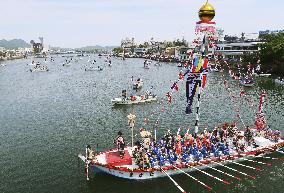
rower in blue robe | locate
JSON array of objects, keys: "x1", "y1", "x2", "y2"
[
  {"x1": 211, "y1": 144, "x2": 220, "y2": 157},
  {"x1": 223, "y1": 143, "x2": 230, "y2": 155},
  {"x1": 200, "y1": 145, "x2": 209, "y2": 158},
  {"x1": 159, "y1": 155, "x2": 166, "y2": 166},
  {"x1": 153, "y1": 146, "x2": 159, "y2": 155},
  {"x1": 192, "y1": 145, "x2": 201, "y2": 161},
  {"x1": 181, "y1": 152, "x2": 189, "y2": 163},
  {"x1": 169, "y1": 152, "x2": 177, "y2": 163}
]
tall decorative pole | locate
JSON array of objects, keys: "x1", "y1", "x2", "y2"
[
  {"x1": 127, "y1": 113, "x2": 136, "y2": 148},
  {"x1": 192, "y1": 0, "x2": 216, "y2": 135},
  {"x1": 194, "y1": 74, "x2": 203, "y2": 135}
]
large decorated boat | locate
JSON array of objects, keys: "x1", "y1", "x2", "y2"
[{"x1": 79, "y1": 134, "x2": 284, "y2": 180}]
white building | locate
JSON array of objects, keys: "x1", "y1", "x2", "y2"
[{"x1": 215, "y1": 42, "x2": 261, "y2": 58}]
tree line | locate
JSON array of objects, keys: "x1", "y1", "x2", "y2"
[{"x1": 243, "y1": 33, "x2": 284, "y2": 76}]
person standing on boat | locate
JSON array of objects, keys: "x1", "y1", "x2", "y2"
[
  {"x1": 244, "y1": 126, "x2": 253, "y2": 146},
  {"x1": 115, "y1": 131, "x2": 125, "y2": 158},
  {"x1": 86, "y1": 145, "x2": 95, "y2": 160},
  {"x1": 122, "y1": 90, "x2": 127, "y2": 100}
]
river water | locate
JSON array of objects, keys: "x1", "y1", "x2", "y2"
[{"x1": 0, "y1": 56, "x2": 283, "y2": 193}]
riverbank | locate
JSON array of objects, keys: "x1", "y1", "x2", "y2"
[{"x1": 0, "y1": 55, "x2": 25, "y2": 62}]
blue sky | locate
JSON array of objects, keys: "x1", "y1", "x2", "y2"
[{"x1": 0, "y1": 0, "x2": 283, "y2": 48}]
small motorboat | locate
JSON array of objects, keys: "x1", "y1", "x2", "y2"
[
  {"x1": 144, "y1": 60, "x2": 151, "y2": 69},
  {"x1": 275, "y1": 78, "x2": 284, "y2": 85},
  {"x1": 252, "y1": 73, "x2": 271, "y2": 77},
  {"x1": 112, "y1": 90, "x2": 157, "y2": 105},
  {"x1": 240, "y1": 78, "x2": 254, "y2": 87},
  {"x1": 30, "y1": 65, "x2": 49, "y2": 72},
  {"x1": 85, "y1": 66, "x2": 103, "y2": 71},
  {"x1": 210, "y1": 67, "x2": 219, "y2": 72},
  {"x1": 63, "y1": 62, "x2": 71, "y2": 67},
  {"x1": 27, "y1": 61, "x2": 36, "y2": 66}
]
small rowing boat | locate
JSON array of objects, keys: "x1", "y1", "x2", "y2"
[
  {"x1": 252, "y1": 73, "x2": 271, "y2": 77},
  {"x1": 240, "y1": 78, "x2": 254, "y2": 87},
  {"x1": 85, "y1": 66, "x2": 103, "y2": 71},
  {"x1": 30, "y1": 65, "x2": 49, "y2": 72},
  {"x1": 111, "y1": 95, "x2": 157, "y2": 105},
  {"x1": 111, "y1": 90, "x2": 157, "y2": 105},
  {"x1": 275, "y1": 78, "x2": 284, "y2": 85}
]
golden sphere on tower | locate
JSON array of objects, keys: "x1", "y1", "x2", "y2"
[{"x1": 198, "y1": 0, "x2": 215, "y2": 22}]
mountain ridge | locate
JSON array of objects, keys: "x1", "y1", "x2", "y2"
[{"x1": 0, "y1": 39, "x2": 30, "y2": 49}]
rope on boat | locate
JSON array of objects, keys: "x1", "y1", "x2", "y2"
[
  {"x1": 198, "y1": 162, "x2": 241, "y2": 181},
  {"x1": 224, "y1": 159, "x2": 262, "y2": 171},
  {"x1": 187, "y1": 165, "x2": 230, "y2": 185},
  {"x1": 210, "y1": 161, "x2": 256, "y2": 179},
  {"x1": 172, "y1": 165, "x2": 213, "y2": 191},
  {"x1": 160, "y1": 167, "x2": 187, "y2": 193}
]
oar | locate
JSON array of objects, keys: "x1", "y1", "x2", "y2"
[
  {"x1": 224, "y1": 159, "x2": 262, "y2": 171},
  {"x1": 198, "y1": 162, "x2": 241, "y2": 181},
  {"x1": 211, "y1": 161, "x2": 256, "y2": 179},
  {"x1": 241, "y1": 153, "x2": 282, "y2": 160},
  {"x1": 276, "y1": 150, "x2": 284, "y2": 155},
  {"x1": 187, "y1": 164, "x2": 230, "y2": 185},
  {"x1": 172, "y1": 165, "x2": 213, "y2": 191},
  {"x1": 253, "y1": 155, "x2": 282, "y2": 160},
  {"x1": 85, "y1": 146, "x2": 90, "y2": 181},
  {"x1": 238, "y1": 157, "x2": 271, "y2": 166},
  {"x1": 160, "y1": 167, "x2": 187, "y2": 193}
]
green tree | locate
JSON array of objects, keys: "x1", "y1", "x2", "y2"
[
  {"x1": 258, "y1": 33, "x2": 284, "y2": 75},
  {"x1": 112, "y1": 47, "x2": 123, "y2": 54}
]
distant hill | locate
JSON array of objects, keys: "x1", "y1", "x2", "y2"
[
  {"x1": 77, "y1": 45, "x2": 118, "y2": 51},
  {"x1": 0, "y1": 39, "x2": 30, "y2": 49}
]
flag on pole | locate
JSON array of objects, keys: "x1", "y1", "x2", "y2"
[
  {"x1": 179, "y1": 72, "x2": 184, "y2": 80},
  {"x1": 171, "y1": 82, "x2": 179, "y2": 91},
  {"x1": 185, "y1": 75, "x2": 199, "y2": 114},
  {"x1": 195, "y1": 58, "x2": 204, "y2": 72},
  {"x1": 201, "y1": 74, "x2": 207, "y2": 92},
  {"x1": 166, "y1": 92, "x2": 172, "y2": 104}
]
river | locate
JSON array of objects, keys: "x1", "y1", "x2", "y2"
[{"x1": 0, "y1": 56, "x2": 283, "y2": 193}]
